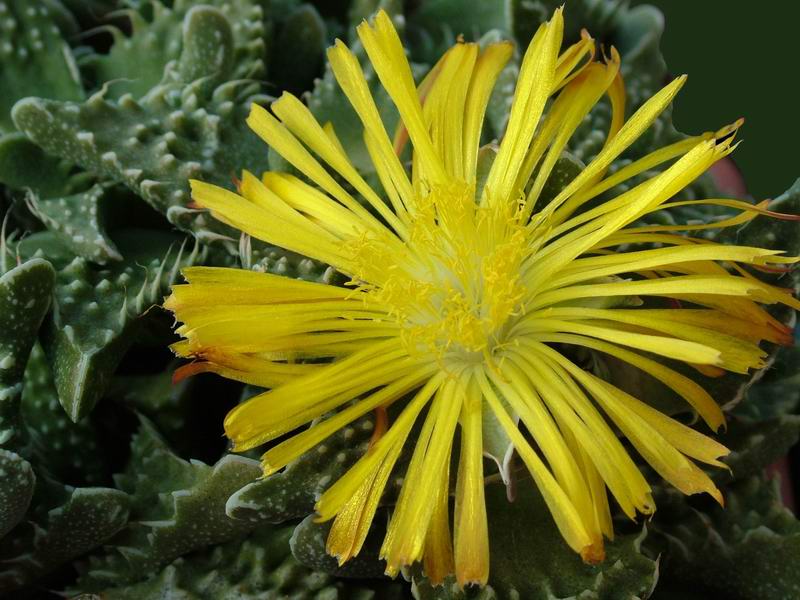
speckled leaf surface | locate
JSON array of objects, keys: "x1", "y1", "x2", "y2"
[
  {"x1": 78, "y1": 416, "x2": 261, "y2": 590},
  {"x1": 0, "y1": 0, "x2": 83, "y2": 133},
  {"x1": 0, "y1": 258, "x2": 55, "y2": 445}
]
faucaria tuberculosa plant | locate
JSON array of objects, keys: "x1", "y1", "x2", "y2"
[{"x1": 1, "y1": 1, "x2": 799, "y2": 599}]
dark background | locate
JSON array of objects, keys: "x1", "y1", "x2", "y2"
[{"x1": 634, "y1": 1, "x2": 798, "y2": 200}]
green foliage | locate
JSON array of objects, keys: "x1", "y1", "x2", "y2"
[
  {"x1": 270, "y1": 4, "x2": 327, "y2": 94},
  {"x1": 649, "y1": 476, "x2": 800, "y2": 600},
  {"x1": 21, "y1": 345, "x2": 109, "y2": 486},
  {"x1": 94, "y1": 523, "x2": 408, "y2": 600},
  {"x1": 0, "y1": 133, "x2": 90, "y2": 198},
  {"x1": 736, "y1": 177, "x2": 800, "y2": 287},
  {"x1": 0, "y1": 480, "x2": 130, "y2": 593},
  {"x1": 26, "y1": 183, "x2": 122, "y2": 263},
  {"x1": 12, "y1": 2, "x2": 271, "y2": 243},
  {"x1": 80, "y1": 0, "x2": 267, "y2": 99},
  {"x1": 718, "y1": 415, "x2": 800, "y2": 481},
  {"x1": 78, "y1": 416, "x2": 261, "y2": 590},
  {"x1": 16, "y1": 230, "x2": 202, "y2": 421},
  {"x1": 0, "y1": 449, "x2": 35, "y2": 539},
  {"x1": 227, "y1": 413, "x2": 377, "y2": 524},
  {"x1": 0, "y1": 0, "x2": 83, "y2": 134},
  {"x1": 291, "y1": 513, "x2": 388, "y2": 579},
  {"x1": 0, "y1": 258, "x2": 55, "y2": 445}
]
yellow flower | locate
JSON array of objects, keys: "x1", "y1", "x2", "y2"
[{"x1": 165, "y1": 8, "x2": 799, "y2": 586}]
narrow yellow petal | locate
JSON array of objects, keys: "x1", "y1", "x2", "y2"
[
  {"x1": 423, "y1": 453, "x2": 455, "y2": 586},
  {"x1": 483, "y1": 9, "x2": 563, "y2": 204},
  {"x1": 327, "y1": 432, "x2": 406, "y2": 564},
  {"x1": 509, "y1": 343, "x2": 654, "y2": 518},
  {"x1": 317, "y1": 374, "x2": 443, "y2": 519},
  {"x1": 529, "y1": 331, "x2": 724, "y2": 431},
  {"x1": 326, "y1": 39, "x2": 416, "y2": 209},
  {"x1": 591, "y1": 378, "x2": 725, "y2": 502},
  {"x1": 531, "y1": 274, "x2": 800, "y2": 312},
  {"x1": 356, "y1": 11, "x2": 447, "y2": 183},
  {"x1": 422, "y1": 42, "x2": 478, "y2": 180},
  {"x1": 520, "y1": 317, "x2": 722, "y2": 365},
  {"x1": 246, "y1": 103, "x2": 387, "y2": 233},
  {"x1": 552, "y1": 31, "x2": 595, "y2": 91},
  {"x1": 271, "y1": 92, "x2": 408, "y2": 236},
  {"x1": 189, "y1": 179, "x2": 354, "y2": 272},
  {"x1": 523, "y1": 55, "x2": 620, "y2": 215},
  {"x1": 493, "y1": 362, "x2": 592, "y2": 519},
  {"x1": 476, "y1": 370, "x2": 594, "y2": 556},
  {"x1": 552, "y1": 133, "x2": 712, "y2": 227},
  {"x1": 454, "y1": 376, "x2": 489, "y2": 586},
  {"x1": 540, "y1": 74, "x2": 688, "y2": 218},
  {"x1": 463, "y1": 42, "x2": 514, "y2": 179},
  {"x1": 546, "y1": 244, "x2": 788, "y2": 290},
  {"x1": 382, "y1": 378, "x2": 462, "y2": 574},
  {"x1": 611, "y1": 390, "x2": 730, "y2": 468}
]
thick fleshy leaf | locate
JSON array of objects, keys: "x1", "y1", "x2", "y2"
[
  {"x1": 0, "y1": 0, "x2": 83, "y2": 133},
  {"x1": 649, "y1": 475, "x2": 800, "y2": 600},
  {"x1": 21, "y1": 345, "x2": 109, "y2": 486},
  {"x1": 0, "y1": 133, "x2": 90, "y2": 198},
  {"x1": 269, "y1": 4, "x2": 327, "y2": 93},
  {"x1": 27, "y1": 183, "x2": 122, "y2": 264},
  {"x1": 0, "y1": 258, "x2": 55, "y2": 445},
  {"x1": 17, "y1": 230, "x2": 201, "y2": 421},
  {"x1": 12, "y1": 6, "x2": 269, "y2": 244},
  {"x1": 226, "y1": 413, "x2": 377, "y2": 523},
  {"x1": 0, "y1": 449, "x2": 35, "y2": 539},
  {"x1": 717, "y1": 415, "x2": 800, "y2": 482},
  {"x1": 0, "y1": 481, "x2": 130, "y2": 594},
  {"x1": 79, "y1": 0, "x2": 266, "y2": 99},
  {"x1": 78, "y1": 416, "x2": 261, "y2": 591},
  {"x1": 290, "y1": 512, "x2": 388, "y2": 579},
  {"x1": 83, "y1": 522, "x2": 406, "y2": 599}
]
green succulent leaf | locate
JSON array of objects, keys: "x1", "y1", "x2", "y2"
[
  {"x1": 0, "y1": 132, "x2": 91, "y2": 198},
  {"x1": 739, "y1": 344, "x2": 800, "y2": 420},
  {"x1": 290, "y1": 513, "x2": 388, "y2": 579},
  {"x1": 717, "y1": 415, "x2": 800, "y2": 482},
  {"x1": 226, "y1": 413, "x2": 377, "y2": 524},
  {"x1": 406, "y1": 0, "x2": 509, "y2": 64},
  {"x1": 21, "y1": 345, "x2": 109, "y2": 486},
  {"x1": 78, "y1": 416, "x2": 261, "y2": 590},
  {"x1": 0, "y1": 448, "x2": 35, "y2": 539},
  {"x1": 0, "y1": 0, "x2": 83, "y2": 134},
  {"x1": 0, "y1": 481, "x2": 130, "y2": 594},
  {"x1": 649, "y1": 475, "x2": 800, "y2": 600},
  {"x1": 269, "y1": 4, "x2": 327, "y2": 94},
  {"x1": 17, "y1": 230, "x2": 201, "y2": 421},
  {"x1": 0, "y1": 258, "x2": 55, "y2": 445},
  {"x1": 27, "y1": 183, "x2": 123, "y2": 264},
  {"x1": 11, "y1": 5, "x2": 270, "y2": 244},
  {"x1": 80, "y1": 0, "x2": 267, "y2": 99},
  {"x1": 87, "y1": 522, "x2": 406, "y2": 599}
]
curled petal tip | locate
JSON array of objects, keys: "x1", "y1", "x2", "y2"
[
  {"x1": 580, "y1": 542, "x2": 606, "y2": 565},
  {"x1": 172, "y1": 361, "x2": 208, "y2": 384}
]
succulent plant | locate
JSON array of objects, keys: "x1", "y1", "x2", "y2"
[{"x1": 0, "y1": 0, "x2": 797, "y2": 598}]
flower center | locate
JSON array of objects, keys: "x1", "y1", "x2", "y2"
[{"x1": 348, "y1": 183, "x2": 530, "y2": 364}]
